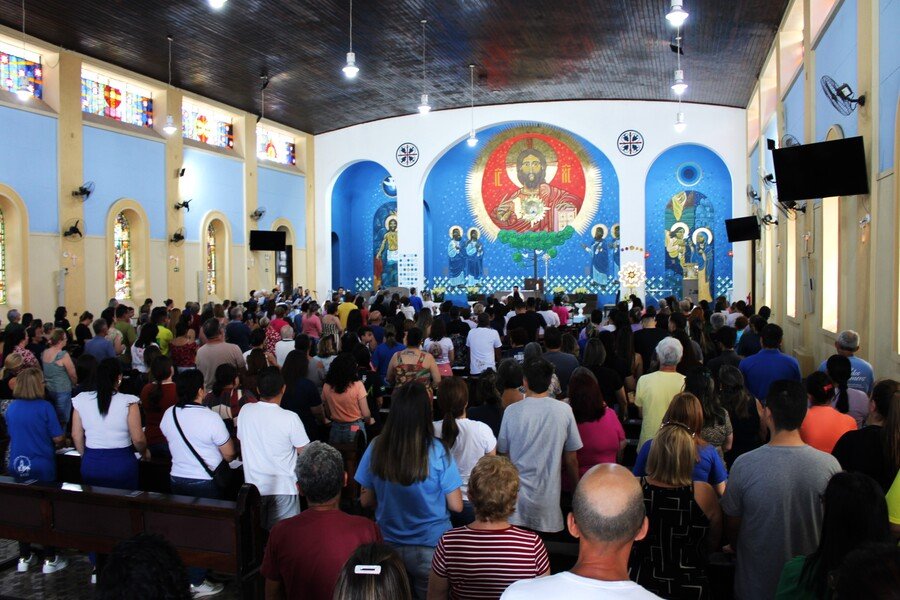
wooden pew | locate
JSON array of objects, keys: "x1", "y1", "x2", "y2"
[{"x1": 0, "y1": 477, "x2": 264, "y2": 598}]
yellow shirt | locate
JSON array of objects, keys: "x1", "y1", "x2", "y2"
[
  {"x1": 635, "y1": 370, "x2": 686, "y2": 449},
  {"x1": 888, "y1": 470, "x2": 900, "y2": 526},
  {"x1": 156, "y1": 325, "x2": 174, "y2": 355},
  {"x1": 337, "y1": 302, "x2": 357, "y2": 329}
]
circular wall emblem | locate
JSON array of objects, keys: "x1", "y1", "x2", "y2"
[
  {"x1": 396, "y1": 143, "x2": 420, "y2": 167},
  {"x1": 617, "y1": 130, "x2": 644, "y2": 156}
]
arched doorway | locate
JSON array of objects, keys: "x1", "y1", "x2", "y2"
[{"x1": 275, "y1": 224, "x2": 293, "y2": 293}]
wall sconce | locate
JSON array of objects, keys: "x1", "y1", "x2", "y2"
[
  {"x1": 249, "y1": 207, "x2": 267, "y2": 221},
  {"x1": 176, "y1": 168, "x2": 186, "y2": 178},
  {"x1": 174, "y1": 199, "x2": 193, "y2": 212},
  {"x1": 169, "y1": 255, "x2": 180, "y2": 273},
  {"x1": 62, "y1": 251, "x2": 79, "y2": 267}
]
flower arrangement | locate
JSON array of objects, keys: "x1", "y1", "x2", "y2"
[
  {"x1": 430, "y1": 287, "x2": 446, "y2": 302},
  {"x1": 466, "y1": 285, "x2": 482, "y2": 301},
  {"x1": 551, "y1": 285, "x2": 566, "y2": 295},
  {"x1": 618, "y1": 262, "x2": 646, "y2": 291},
  {"x1": 572, "y1": 286, "x2": 590, "y2": 303}
]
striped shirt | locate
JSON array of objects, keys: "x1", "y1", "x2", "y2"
[{"x1": 431, "y1": 525, "x2": 550, "y2": 599}]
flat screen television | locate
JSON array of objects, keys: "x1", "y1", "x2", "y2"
[
  {"x1": 725, "y1": 216, "x2": 761, "y2": 242},
  {"x1": 772, "y1": 136, "x2": 869, "y2": 202},
  {"x1": 249, "y1": 230, "x2": 286, "y2": 251}
]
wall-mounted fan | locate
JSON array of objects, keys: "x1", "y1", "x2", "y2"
[
  {"x1": 250, "y1": 207, "x2": 267, "y2": 221},
  {"x1": 62, "y1": 218, "x2": 83, "y2": 240},
  {"x1": 820, "y1": 76, "x2": 866, "y2": 116},
  {"x1": 169, "y1": 227, "x2": 185, "y2": 246},
  {"x1": 781, "y1": 134, "x2": 800, "y2": 147},
  {"x1": 762, "y1": 173, "x2": 776, "y2": 190},
  {"x1": 746, "y1": 184, "x2": 760, "y2": 204},
  {"x1": 71, "y1": 181, "x2": 95, "y2": 200},
  {"x1": 174, "y1": 199, "x2": 193, "y2": 212}
]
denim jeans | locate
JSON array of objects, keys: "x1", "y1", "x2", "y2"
[
  {"x1": 260, "y1": 495, "x2": 300, "y2": 531},
  {"x1": 329, "y1": 420, "x2": 366, "y2": 445},
  {"x1": 171, "y1": 476, "x2": 222, "y2": 586},
  {"x1": 47, "y1": 389, "x2": 72, "y2": 429},
  {"x1": 388, "y1": 544, "x2": 435, "y2": 600}
]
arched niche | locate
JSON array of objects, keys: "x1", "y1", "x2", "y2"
[
  {"x1": 271, "y1": 217, "x2": 296, "y2": 293},
  {"x1": 107, "y1": 198, "x2": 150, "y2": 304},
  {"x1": 644, "y1": 143, "x2": 732, "y2": 303},
  {"x1": 201, "y1": 211, "x2": 232, "y2": 302},
  {"x1": 330, "y1": 161, "x2": 395, "y2": 292},
  {"x1": 0, "y1": 183, "x2": 30, "y2": 309}
]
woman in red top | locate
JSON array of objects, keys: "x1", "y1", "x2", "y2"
[
  {"x1": 800, "y1": 371, "x2": 857, "y2": 453},
  {"x1": 140, "y1": 354, "x2": 177, "y2": 458},
  {"x1": 168, "y1": 321, "x2": 197, "y2": 372}
]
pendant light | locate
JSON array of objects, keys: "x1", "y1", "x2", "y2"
[
  {"x1": 15, "y1": 0, "x2": 30, "y2": 101},
  {"x1": 671, "y1": 30, "x2": 687, "y2": 95},
  {"x1": 417, "y1": 20, "x2": 431, "y2": 114},
  {"x1": 162, "y1": 35, "x2": 178, "y2": 135},
  {"x1": 208, "y1": 0, "x2": 227, "y2": 8},
  {"x1": 342, "y1": 0, "x2": 359, "y2": 78},
  {"x1": 466, "y1": 65, "x2": 478, "y2": 147},
  {"x1": 666, "y1": 0, "x2": 689, "y2": 27}
]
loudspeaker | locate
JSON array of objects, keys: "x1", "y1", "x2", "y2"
[{"x1": 725, "y1": 216, "x2": 761, "y2": 242}]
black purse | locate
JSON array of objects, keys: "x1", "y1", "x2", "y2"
[{"x1": 172, "y1": 406, "x2": 234, "y2": 492}]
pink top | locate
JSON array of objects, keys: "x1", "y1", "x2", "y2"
[
  {"x1": 576, "y1": 410, "x2": 625, "y2": 475},
  {"x1": 301, "y1": 314, "x2": 323, "y2": 338},
  {"x1": 552, "y1": 305, "x2": 569, "y2": 327}
]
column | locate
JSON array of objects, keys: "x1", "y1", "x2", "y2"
[
  {"x1": 238, "y1": 113, "x2": 261, "y2": 294},
  {"x1": 156, "y1": 88, "x2": 185, "y2": 306}
]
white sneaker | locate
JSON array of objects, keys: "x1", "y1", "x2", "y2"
[
  {"x1": 190, "y1": 580, "x2": 224, "y2": 597},
  {"x1": 42, "y1": 556, "x2": 69, "y2": 574},
  {"x1": 16, "y1": 554, "x2": 37, "y2": 573},
  {"x1": 90, "y1": 568, "x2": 97, "y2": 584}
]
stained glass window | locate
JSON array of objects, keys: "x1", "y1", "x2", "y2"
[
  {"x1": 256, "y1": 126, "x2": 296, "y2": 166},
  {"x1": 206, "y1": 222, "x2": 218, "y2": 296},
  {"x1": 81, "y1": 69, "x2": 153, "y2": 128},
  {"x1": 183, "y1": 100, "x2": 234, "y2": 149},
  {"x1": 114, "y1": 212, "x2": 132, "y2": 300},
  {"x1": 0, "y1": 44, "x2": 42, "y2": 99},
  {"x1": 0, "y1": 208, "x2": 6, "y2": 305}
]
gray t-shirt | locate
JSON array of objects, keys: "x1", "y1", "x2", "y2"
[
  {"x1": 498, "y1": 396, "x2": 583, "y2": 532},
  {"x1": 720, "y1": 444, "x2": 841, "y2": 600}
]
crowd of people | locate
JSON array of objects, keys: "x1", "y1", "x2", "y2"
[{"x1": 1, "y1": 288, "x2": 899, "y2": 599}]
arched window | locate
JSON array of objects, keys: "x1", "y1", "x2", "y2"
[
  {"x1": 114, "y1": 211, "x2": 132, "y2": 300},
  {"x1": 0, "y1": 208, "x2": 6, "y2": 305},
  {"x1": 206, "y1": 221, "x2": 218, "y2": 296}
]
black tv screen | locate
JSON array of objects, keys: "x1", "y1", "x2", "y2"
[
  {"x1": 249, "y1": 230, "x2": 286, "y2": 251},
  {"x1": 725, "y1": 216, "x2": 761, "y2": 242},
  {"x1": 772, "y1": 136, "x2": 868, "y2": 202}
]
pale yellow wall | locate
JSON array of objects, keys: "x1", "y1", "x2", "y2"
[
  {"x1": 749, "y1": 0, "x2": 900, "y2": 380},
  {"x1": 28, "y1": 233, "x2": 59, "y2": 320}
]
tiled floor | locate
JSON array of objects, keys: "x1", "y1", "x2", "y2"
[{"x1": 0, "y1": 540, "x2": 242, "y2": 599}]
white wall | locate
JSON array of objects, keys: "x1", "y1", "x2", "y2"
[{"x1": 314, "y1": 100, "x2": 749, "y2": 300}]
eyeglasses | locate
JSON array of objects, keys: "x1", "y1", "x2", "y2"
[{"x1": 661, "y1": 421, "x2": 696, "y2": 438}]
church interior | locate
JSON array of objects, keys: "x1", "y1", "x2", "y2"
[{"x1": 0, "y1": 0, "x2": 899, "y2": 598}]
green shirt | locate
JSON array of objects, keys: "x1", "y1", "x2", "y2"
[
  {"x1": 888, "y1": 470, "x2": 900, "y2": 526},
  {"x1": 156, "y1": 325, "x2": 174, "y2": 355},
  {"x1": 775, "y1": 556, "x2": 827, "y2": 600},
  {"x1": 114, "y1": 320, "x2": 137, "y2": 364}
]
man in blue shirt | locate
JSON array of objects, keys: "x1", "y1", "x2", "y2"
[
  {"x1": 817, "y1": 329, "x2": 874, "y2": 395},
  {"x1": 408, "y1": 287, "x2": 424, "y2": 314},
  {"x1": 83, "y1": 319, "x2": 116, "y2": 361},
  {"x1": 739, "y1": 323, "x2": 801, "y2": 403}
]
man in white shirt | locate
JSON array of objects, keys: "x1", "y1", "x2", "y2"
[
  {"x1": 466, "y1": 313, "x2": 502, "y2": 375},
  {"x1": 237, "y1": 367, "x2": 309, "y2": 530},
  {"x1": 274, "y1": 324, "x2": 295, "y2": 367},
  {"x1": 501, "y1": 464, "x2": 659, "y2": 599}
]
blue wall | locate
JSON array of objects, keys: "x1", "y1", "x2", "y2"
[
  {"x1": 645, "y1": 144, "x2": 733, "y2": 300},
  {"x1": 783, "y1": 69, "x2": 805, "y2": 142},
  {"x1": 257, "y1": 167, "x2": 306, "y2": 248},
  {"x1": 331, "y1": 161, "x2": 393, "y2": 290},
  {"x1": 82, "y1": 125, "x2": 166, "y2": 238},
  {"x1": 182, "y1": 148, "x2": 245, "y2": 244},
  {"x1": 879, "y1": 0, "x2": 900, "y2": 171},
  {"x1": 0, "y1": 105, "x2": 58, "y2": 233},
  {"x1": 423, "y1": 122, "x2": 620, "y2": 298},
  {"x1": 815, "y1": 0, "x2": 858, "y2": 141}
]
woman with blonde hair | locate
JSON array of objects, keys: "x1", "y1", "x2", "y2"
[
  {"x1": 632, "y1": 392, "x2": 729, "y2": 496},
  {"x1": 5, "y1": 367, "x2": 67, "y2": 573},
  {"x1": 629, "y1": 424, "x2": 721, "y2": 597}
]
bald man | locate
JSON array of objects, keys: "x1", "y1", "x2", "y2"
[{"x1": 501, "y1": 464, "x2": 660, "y2": 599}]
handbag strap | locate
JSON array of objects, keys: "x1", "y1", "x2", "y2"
[{"x1": 172, "y1": 406, "x2": 215, "y2": 478}]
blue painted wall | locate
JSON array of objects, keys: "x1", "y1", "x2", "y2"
[
  {"x1": 257, "y1": 167, "x2": 306, "y2": 248},
  {"x1": 423, "y1": 122, "x2": 620, "y2": 299},
  {"x1": 815, "y1": 0, "x2": 858, "y2": 141},
  {"x1": 182, "y1": 148, "x2": 245, "y2": 244},
  {"x1": 330, "y1": 161, "x2": 393, "y2": 290},
  {"x1": 82, "y1": 125, "x2": 166, "y2": 238},
  {"x1": 645, "y1": 144, "x2": 733, "y2": 300},
  {"x1": 783, "y1": 69, "x2": 805, "y2": 142},
  {"x1": 0, "y1": 105, "x2": 58, "y2": 233},
  {"x1": 879, "y1": 0, "x2": 900, "y2": 171},
  {"x1": 749, "y1": 143, "x2": 760, "y2": 188}
]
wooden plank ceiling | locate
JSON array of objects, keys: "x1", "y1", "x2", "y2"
[{"x1": 0, "y1": 0, "x2": 789, "y2": 134}]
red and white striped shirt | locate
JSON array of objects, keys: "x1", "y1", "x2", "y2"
[{"x1": 431, "y1": 525, "x2": 550, "y2": 600}]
